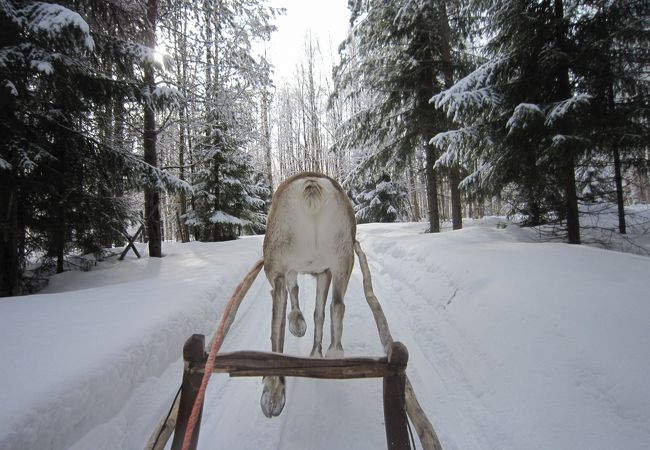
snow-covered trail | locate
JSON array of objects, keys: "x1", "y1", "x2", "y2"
[
  {"x1": 357, "y1": 223, "x2": 650, "y2": 450},
  {"x1": 364, "y1": 243, "x2": 504, "y2": 450},
  {"x1": 2, "y1": 219, "x2": 650, "y2": 450},
  {"x1": 180, "y1": 221, "x2": 650, "y2": 450}
]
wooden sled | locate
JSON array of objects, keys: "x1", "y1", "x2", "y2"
[{"x1": 146, "y1": 242, "x2": 442, "y2": 450}]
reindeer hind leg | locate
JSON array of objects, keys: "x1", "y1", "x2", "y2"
[
  {"x1": 310, "y1": 270, "x2": 331, "y2": 357},
  {"x1": 326, "y1": 267, "x2": 351, "y2": 358},
  {"x1": 286, "y1": 271, "x2": 306, "y2": 337},
  {"x1": 261, "y1": 275, "x2": 287, "y2": 418}
]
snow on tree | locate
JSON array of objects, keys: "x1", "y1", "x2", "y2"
[
  {"x1": 178, "y1": 0, "x2": 277, "y2": 242},
  {"x1": 0, "y1": 0, "x2": 188, "y2": 295},
  {"x1": 354, "y1": 173, "x2": 408, "y2": 224},
  {"x1": 332, "y1": 0, "x2": 472, "y2": 233},
  {"x1": 432, "y1": 0, "x2": 595, "y2": 242}
]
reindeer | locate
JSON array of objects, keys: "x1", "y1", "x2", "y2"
[{"x1": 260, "y1": 171, "x2": 357, "y2": 418}]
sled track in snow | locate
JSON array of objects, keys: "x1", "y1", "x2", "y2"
[{"x1": 363, "y1": 240, "x2": 515, "y2": 450}]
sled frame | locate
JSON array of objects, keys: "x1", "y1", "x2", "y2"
[{"x1": 171, "y1": 334, "x2": 411, "y2": 450}]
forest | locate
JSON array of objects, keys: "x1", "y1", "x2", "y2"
[{"x1": 1, "y1": 0, "x2": 648, "y2": 297}]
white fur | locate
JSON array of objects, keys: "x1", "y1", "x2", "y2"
[{"x1": 260, "y1": 173, "x2": 356, "y2": 418}]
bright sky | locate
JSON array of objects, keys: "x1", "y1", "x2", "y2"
[{"x1": 265, "y1": 0, "x2": 350, "y2": 85}]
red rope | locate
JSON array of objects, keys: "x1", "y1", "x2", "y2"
[{"x1": 181, "y1": 258, "x2": 264, "y2": 450}]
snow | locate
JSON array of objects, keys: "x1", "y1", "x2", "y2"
[
  {"x1": 122, "y1": 43, "x2": 169, "y2": 70},
  {"x1": 24, "y1": 3, "x2": 95, "y2": 51},
  {"x1": 151, "y1": 85, "x2": 181, "y2": 104},
  {"x1": 3, "y1": 80, "x2": 18, "y2": 96},
  {"x1": 545, "y1": 94, "x2": 592, "y2": 126},
  {"x1": 31, "y1": 60, "x2": 54, "y2": 75},
  {"x1": 506, "y1": 102, "x2": 543, "y2": 133},
  {"x1": 1, "y1": 218, "x2": 650, "y2": 449},
  {"x1": 430, "y1": 58, "x2": 505, "y2": 123},
  {"x1": 210, "y1": 210, "x2": 250, "y2": 226}
]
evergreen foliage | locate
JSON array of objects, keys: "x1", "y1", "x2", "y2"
[
  {"x1": 432, "y1": 1, "x2": 584, "y2": 238},
  {"x1": 0, "y1": 0, "x2": 185, "y2": 295},
  {"x1": 187, "y1": 121, "x2": 268, "y2": 241},
  {"x1": 353, "y1": 173, "x2": 407, "y2": 224},
  {"x1": 178, "y1": 0, "x2": 276, "y2": 242},
  {"x1": 431, "y1": 0, "x2": 648, "y2": 240},
  {"x1": 573, "y1": 0, "x2": 650, "y2": 231},
  {"x1": 332, "y1": 0, "x2": 471, "y2": 231}
]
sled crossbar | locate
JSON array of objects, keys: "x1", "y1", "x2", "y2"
[{"x1": 171, "y1": 334, "x2": 411, "y2": 450}]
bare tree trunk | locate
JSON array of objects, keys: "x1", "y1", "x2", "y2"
[
  {"x1": 438, "y1": 0, "x2": 462, "y2": 230},
  {"x1": 555, "y1": 0, "x2": 580, "y2": 244},
  {"x1": 425, "y1": 144, "x2": 441, "y2": 233},
  {"x1": 306, "y1": 36, "x2": 321, "y2": 173},
  {"x1": 563, "y1": 158, "x2": 580, "y2": 244},
  {"x1": 261, "y1": 85, "x2": 273, "y2": 193},
  {"x1": 144, "y1": 0, "x2": 162, "y2": 257},
  {"x1": 606, "y1": 80, "x2": 626, "y2": 234},
  {"x1": 408, "y1": 163, "x2": 421, "y2": 222},
  {"x1": 613, "y1": 147, "x2": 626, "y2": 234},
  {"x1": 178, "y1": 110, "x2": 190, "y2": 242},
  {"x1": 638, "y1": 148, "x2": 650, "y2": 204},
  {"x1": 439, "y1": 176, "x2": 448, "y2": 222},
  {"x1": 55, "y1": 210, "x2": 65, "y2": 273},
  {"x1": 0, "y1": 177, "x2": 20, "y2": 296},
  {"x1": 449, "y1": 169, "x2": 462, "y2": 229},
  {"x1": 113, "y1": 91, "x2": 126, "y2": 202},
  {"x1": 176, "y1": 5, "x2": 190, "y2": 243}
]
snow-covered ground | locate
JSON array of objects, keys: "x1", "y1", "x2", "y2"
[{"x1": 1, "y1": 214, "x2": 650, "y2": 450}]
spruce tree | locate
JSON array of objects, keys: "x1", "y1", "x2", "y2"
[
  {"x1": 0, "y1": 0, "x2": 185, "y2": 295},
  {"x1": 574, "y1": 0, "x2": 650, "y2": 234},
  {"x1": 182, "y1": 0, "x2": 276, "y2": 242},
  {"x1": 433, "y1": 0, "x2": 590, "y2": 242},
  {"x1": 354, "y1": 173, "x2": 408, "y2": 224},
  {"x1": 333, "y1": 0, "x2": 470, "y2": 233},
  {"x1": 187, "y1": 120, "x2": 267, "y2": 241}
]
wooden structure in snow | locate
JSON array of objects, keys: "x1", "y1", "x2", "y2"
[
  {"x1": 170, "y1": 335, "x2": 412, "y2": 450},
  {"x1": 119, "y1": 225, "x2": 144, "y2": 260},
  {"x1": 146, "y1": 241, "x2": 442, "y2": 450}
]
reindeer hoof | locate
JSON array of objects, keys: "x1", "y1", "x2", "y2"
[
  {"x1": 325, "y1": 345, "x2": 344, "y2": 358},
  {"x1": 309, "y1": 345, "x2": 322, "y2": 358},
  {"x1": 288, "y1": 310, "x2": 306, "y2": 337},
  {"x1": 261, "y1": 377, "x2": 286, "y2": 418}
]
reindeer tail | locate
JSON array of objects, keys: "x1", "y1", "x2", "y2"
[{"x1": 302, "y1": 178, "x2": 325, "y2": 215}]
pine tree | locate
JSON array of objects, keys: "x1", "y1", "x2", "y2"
[
  {"x1": 433, "y1": 0, "x2": 590, "y2": 242},
  {"x1": 573, "y1": 0, "x2": 650, "y2": 234},
  {"x1": 354, "y1": 173, "x2": 408, "y2": 223},
  {"x1": 333, "y1": 0, "x2": 471, "y2": 233},
  {"x1": 0, "y1": 0, "x2": 185, "y2": 295}
]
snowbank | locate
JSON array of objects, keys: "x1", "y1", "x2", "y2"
[
  {"x1": 0, "y1": 240, "x2": 262, "y2": 450},
  {"x1": 1, "y1": 220, "x2": 649, "y2": 450}
]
